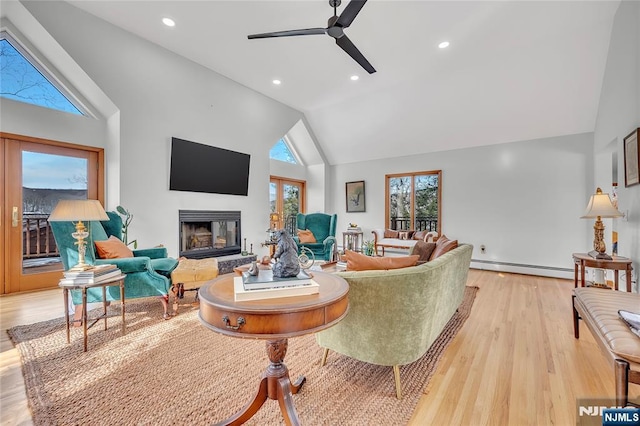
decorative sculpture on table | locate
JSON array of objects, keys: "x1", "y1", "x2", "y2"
[{"x1": 271, "y1": 229, "x2": 301, "y2": 278}]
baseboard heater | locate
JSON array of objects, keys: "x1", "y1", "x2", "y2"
[{"x1": 470, "y1": 259, "x2": 573, "y2": 280}]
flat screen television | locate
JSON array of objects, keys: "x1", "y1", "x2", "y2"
[{"x1": 169, "y1": 137, "x2": 250, "y2": 196}]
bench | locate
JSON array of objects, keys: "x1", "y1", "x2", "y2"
[
  {"x1": 573, "y1": 287, "x2": 640, "y2": 407},
  {"x1": 371, "y1": 229, "x2": 438, "y2": 256}
]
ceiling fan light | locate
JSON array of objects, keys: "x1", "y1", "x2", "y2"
[
  {"x1": 162, "y1": 17, "x2": 175, "y2": 27},
  {"x1": 272, "y1": 79, "x2": 282, "y2": 85},
  {"x1": 438, "y1": 41, "x2": 450, "y2": 49},
  {"x1": 350, "y1": 75, "x2": 359, "y2": 81}
]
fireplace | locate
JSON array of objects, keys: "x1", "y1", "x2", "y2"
[{"x1": 179, "y1": 210, "x2": 241, "y2": 259}]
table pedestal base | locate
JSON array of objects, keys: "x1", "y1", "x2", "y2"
[{"x1": 216, "y1": 338, "x2": 305, "y2": 426}]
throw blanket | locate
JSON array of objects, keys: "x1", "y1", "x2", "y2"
[{"x1": 618, "y1": 310, "x2": 640, "y2": 338}]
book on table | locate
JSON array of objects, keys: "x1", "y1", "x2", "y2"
[
  {"x1": 234, "y1": 276, "x2": 319, "y2": 302},
  {"x1": 241, "y1": 269, "x2": 314, "y2": 291},
  {"x1": 63, "y1": 264, "x2": 119, "y2": 278},
  {"x1": 60, "y1": 267, "x2": 123, "y2": 285}
]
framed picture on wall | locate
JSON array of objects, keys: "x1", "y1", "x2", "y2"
[
  {"x1": 346, "y1": 180, "x2": 366, "y2": 212},
  {"x1": 624, "y1": 128, "x2": 639, "y2": 187}
]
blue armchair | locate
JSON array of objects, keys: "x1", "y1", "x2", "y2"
[
  {"x1": 50, "y1": 211, "x2": 179, "y2": 318},
  {"x1": 293, "y1": 213, "x2": 337, "y2": 261}
]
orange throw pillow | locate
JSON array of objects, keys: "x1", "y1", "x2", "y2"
[
  {"x1": 297, "y1": 229, "x2": 317, "y2": 243},
  {"x1": 429, "y1": 234, "x2": 458, "y2": 260},
  {"x1": 345, "y1": 250, "x2": 419, "y2": 271},
  {"x1": 95, "y1": 236, "x2": 134, "y2": 259},
  {"x1": 383, "y1": 229, "x2": 399, "y2": 239}
]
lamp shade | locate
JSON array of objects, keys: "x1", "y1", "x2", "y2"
[
  {"x1": 48, "y1": 199, "x2": 109, "y2": 222},
  {"x1": 581, "y1": 188, "x2": 623, "y2": 219}
]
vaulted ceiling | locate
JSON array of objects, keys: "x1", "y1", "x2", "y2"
[{"x1": 67, "y1": 0, "x2": 619, "y2": 165}]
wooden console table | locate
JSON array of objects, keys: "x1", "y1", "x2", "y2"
[
  {"x1": 572, "y1": 253, "x2": 633, "y2": 292},
  {"x1": 198, "y1": 271, "x2": 349, "y2": 425}
]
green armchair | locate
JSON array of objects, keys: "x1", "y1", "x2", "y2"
[
  {"x1": 50, "y1": 211, "x2": 179, "y2": 318},
  {"x1": 293, "y1": 212, "x2": 337, "y2": 261}
]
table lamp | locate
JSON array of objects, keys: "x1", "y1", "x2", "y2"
[
  {"x1": 581, "y1": 188, "x2": 623, "y2": 260},
  {"x1": 48, "y1": 199, "x2": 109, "y2": 270},
  {"x1": 269, "y1": 212, "x2": 280, "y2": 230}
]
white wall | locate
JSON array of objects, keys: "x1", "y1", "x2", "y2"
[
  {"x1": 593, "y1": 0, "x2": 640, "y2": 291},
  {"x1": 1, "y1": 98, "x2": 107, "y2": 146},
  {"x1": 329, "y1": 133, "x2": 594, "y2": 274},
  {"x1": 16, "y1": 1, "x2": 303, "y2": 259}
]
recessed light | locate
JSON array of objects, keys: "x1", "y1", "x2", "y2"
[
  {"x1": 272, "y1": 79, "x2": 281, "y2": 85},
  {"x1": 438, "y1": 41, "x2": 450, "y2": 49},
  {"x1": 162, "y1": 17, "x2": 175, "y2": 27},
  {"x1": 350, "y1": 75, "x2": 359, "y2": 81}
]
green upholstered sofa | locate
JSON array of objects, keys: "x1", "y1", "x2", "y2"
[
  {"x1": 316, "y1": 243, "x2": 473, "y2": 398},
  {"x1": 293, "y1": 212, "x2": 337, "y2": 261},
  {"x1": 51, "y1": 211, "x2": 178, "y2": 316}
]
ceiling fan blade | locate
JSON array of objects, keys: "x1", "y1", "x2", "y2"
[
  {"x1": 336, "y1": 0, "x2": 368, "y2": 28},
  {"x1": 248, "y1": 28, "x2": 326, "y2": 39},
  {"x1": 336, "y1": 34, "x2": 376, "y2": 74}
]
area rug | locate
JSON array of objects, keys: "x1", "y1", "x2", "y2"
[{"x1": 8, "y1": 286, "x2": 478, "y2": 426}]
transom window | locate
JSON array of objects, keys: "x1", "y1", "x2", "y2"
[
  {"x1": 269, "y1": 138, "x2": 298, "y2": 164},
  {"x1": 0, "y1": 31, "x2": 84, "y2": 115},
  {"x1": 385, "y1": 170, "x2": 441, "y2": 234}
]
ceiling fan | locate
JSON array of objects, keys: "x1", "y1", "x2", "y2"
[{"x1": 247, "y1": 0, "x2": 376, "y2": 74}]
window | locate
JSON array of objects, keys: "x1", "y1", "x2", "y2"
[
  {"x1": 0, "y1": 31, "x2": 84, "y2": 115},
  {"x1": 269, "y1": 138, "x2": 298, "y2": 164},
  {"x1": 385, "y1": 170, "x2": 441, "y2": 233},
  {"x1": 270, "y1": 176, "x2": 306, "y2": 234}
]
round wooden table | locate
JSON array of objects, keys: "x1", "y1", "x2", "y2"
[{"x1": 198, "y1": 271, "x2": 349, "y2": 426}]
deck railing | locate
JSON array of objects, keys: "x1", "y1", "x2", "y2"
[
  {"x1": 23, "y1": 213, "x2": 59, "y2": 259},
  {"x1": 390, "y1": 217, "x2": 438, "y2": 232}
]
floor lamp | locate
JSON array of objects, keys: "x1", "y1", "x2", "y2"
[{"x1": 48, "y1": 199, "x2": 109, "y2": 270}]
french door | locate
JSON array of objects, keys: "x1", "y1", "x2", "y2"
[
  {"x1": 1, "y1": 133, "x2": 103, "y2": 294},
  {"x1": 270, "y1": 176, "x2": 306, "y2": 233}
]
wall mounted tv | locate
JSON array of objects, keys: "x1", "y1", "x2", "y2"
[{"x1": 169, "y1": 137, "x2": 251, "y2": 196}]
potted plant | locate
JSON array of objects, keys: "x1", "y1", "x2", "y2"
[
  {"x1": 362, "y1": 239, "x2": 376, "y2": 256},
  {"x1": 116, "y1": 205, "x2": 137, "y2": 248}
]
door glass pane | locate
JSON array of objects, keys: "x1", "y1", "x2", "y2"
[
  {"x1": 282, "y1": 183, "x2": 300, "y2": 234},
  {"x1": 414, "y1": 174, "x2": 439, "y2": 232},
  {"x1": 388, "y1": 177, "x2": 411, "y2": 230},
  {"x1": 269, "y1": 182, "x2": 277, "y2": 213},
  {"x1": 22, "y1": 151, "x2": 88, "y2": 274}
]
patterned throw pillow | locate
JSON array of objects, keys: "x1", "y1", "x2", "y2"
[
  {"x1": 297, "y1": 229, "x2": 317, "y2": 243},
  {"x1": 95, "y1": 236, "x2": 134, "y2": 259}
]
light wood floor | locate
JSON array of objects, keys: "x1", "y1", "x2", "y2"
[{"x1": 1, "y1": 270, "x2": 638, "y2": 425}]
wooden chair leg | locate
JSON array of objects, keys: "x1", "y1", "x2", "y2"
[
  {"x1": 393, "y1": 365, "x2": 402, "y2": 399},
  {"x1": 615, "y1": 358, "x2": 630, "y2": 408},
  {"x1": 320, "y1": 348, "x2": 329, "y2": 367},
  {"x1": 572, "y1": 295, "x2": 580, "y2": 339}
]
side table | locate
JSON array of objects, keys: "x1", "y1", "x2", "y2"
[
  {"x1": 572, "y1": 253, "x2": 633, "y2": 292},
  {"x1": 59, "y1": 274, "x2": 126, "y2": 352},
  {"x1": 198, "y1": 271, "x2": 349, "y2": 425},
  {"x1": 343, "y1": 230, "x2": 363, "y2": 252}
]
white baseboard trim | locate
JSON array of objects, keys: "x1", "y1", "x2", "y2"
[{"x1": 470, "y1": 259, "x2": 574, "y2": 280}]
